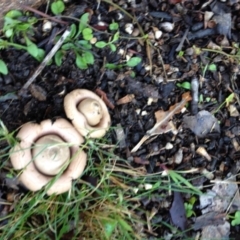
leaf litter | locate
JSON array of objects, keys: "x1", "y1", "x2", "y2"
[
  {"x1": 2, "y1": 0, "x2": 240, "y2": 238},
  {"x1": 131, "y1": 92, "x2": 192, "y2": 152}
]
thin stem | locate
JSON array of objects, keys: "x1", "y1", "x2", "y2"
[
  {"x1": 202, "y1": 48, "x2": 240, "y2": 60},
  {"x1": 21, "y1": 5, "x2": 68, "y2": 25}
]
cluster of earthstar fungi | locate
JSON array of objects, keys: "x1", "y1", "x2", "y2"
[{"x1": 10, "y1": 89, "x2": 111, "y2": 195}]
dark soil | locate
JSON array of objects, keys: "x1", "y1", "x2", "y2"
[{"x1": 1, "y1": 0, "x2": 240, "y2": 239}]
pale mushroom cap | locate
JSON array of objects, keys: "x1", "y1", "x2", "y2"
[
  {"x1": 10, "y1": 118, "x2": 87, "y2": 195},
  {"x1": 33, "y1": 134, "x2": 70, "y2": 176},
  {"x1": 77, "y1": 98, "x2": 103, "y2": 126},
  {"x1": 64, "y1": 89, "x2": 111, "y2": 138}
]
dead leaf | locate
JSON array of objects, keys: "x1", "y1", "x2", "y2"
[
  {"x1": 169, "y1": 191, "x2": 187, "y2": 231},
  {"x1": 228, "y1": 104, "x2": 239, "y2": 117},
  {"x1": 116, "y1": 94, "x2": 135, "y2": 105},
  {"x1": 131, "y1": 92, "x2": 192, "y2": 152},
  {"x1": 29, "y1": 84, "x2": 47, "y2": 101}
]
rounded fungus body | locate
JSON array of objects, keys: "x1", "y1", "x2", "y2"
[
  {"x1": 64, "y1": 89, "x2": 111, "y2": 138},
  {"x1": 10, "y1": 118, "x2": 87, "y2": 195}
]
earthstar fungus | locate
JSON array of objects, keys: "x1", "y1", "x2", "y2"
[
  {"x1": 10, "y1": 118, "x2": 87, "y2": 195},
  {"x1": 64, "y1": 89, "x2": 111, "y2": 138}
]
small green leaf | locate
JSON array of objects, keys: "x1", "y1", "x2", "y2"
[
  {"x1": 36, "y1": 49, "x2": 45, "y2": 61},
  {"x1": 61, "y1": 43, "x2": 75, "y2": 50},
  {"x1": 82, "y1": 28, "x2": 93, "y2": 41},
  {"x1": 205, "y1": 97, "x2": 211, "y2": 102},
  {"x1": 208, "y1": 63, "x2": 217, "y2": 71},
  {"x1": 51, "y1": 0, "x2": 65, "y2": 15},
  {"x1": 69, "y1": 24, "x2": 77, "y2": 39},
  {"x1": 126, "y1": 57, "x2": 141, "y2": 67},
  {"x1": 5, "y1": 28, "x2": 13, "y2": 38},
  {"x1": 226, "y1": 93, "x2": 235, "y2": 106},
  {"x1": 82, "y1": 51, "x2": 94, "y2": 64},
  {"x1": 78, "y1": 40, "x2": 92, "y2": 50},
  {"x1": 27, "y1": 17, "x2": 38, "y2": 24},
  {"x1": 6, "y1": 173, "x2": 14, "y2": 178},
  {"x1": 184, "y1": 203, "x2": 195, "y2": 218},
  {"x1": 17, "y1": 23, "x2": 31, "y2": 31},
  {"x1": 0, "y1": 60, "x2": 8, "y2": 75},
  {"x1": 95, "y1": 41, "x2": 108, "y2": 48},
  {"x1": 27, "y1": 43, "x2": 39, "y2": 58},
  {"x1": 109, "y1": 22, "x2": 119, "y2": 31},
  {"x1": 189, "y1": 196, "x2": 197, "y2": 205},
  {"x1": 177, "y1": 82, "x2": 191, "y2": 90},
  {"x1": 105, "y1": 63, "x2": 118, "y2": 69},
  {"x1": 112, "y1": 31, "x2": 119, "y2": 42},
  {"x1": 76, "y1": 54, "x2": 88, "y2": 69},
  {"x1": 55, "y1": 50, "x2": 64, "y2": 66},
  {"x1": 178, "y1": 50, "x2": 184, "y2": 57},
  {"x1": 3, "y1": 17, "x2": 20, "y2": 29},
  {"x1": 232, "y1": 211, "x2": 240, "y2": 226},
  {"x1": 78, "y1": 13, "x2": 89, "y2": 35},
  {"x1": 5, "y1": 10, "x2": 23, "y2": 19},
  {"x1": 109, "y1": 43, "x2": 116, "y2": 52}
]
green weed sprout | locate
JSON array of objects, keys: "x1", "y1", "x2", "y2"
[
  {"x1": 105, "y1": 57, "x2": 142, "y2": 70},
  {"x1": 176, "y1": 81, "x2": 191, "y2": 90},
  {"x1": 1, "y1": 10, "x2": 45, "y2": 62},
  {"x1": 229, "y1": 211, "x2": 240, "y2": 226},
  {"x1": 54, "y1": 13, "x2": 95, "y2": 69},
  {"x1": 184, "y1": 196, "x2": 197, "y2": 218},
  {"x1": 212, "y1": 92, "x2": 235, "y2": 114},
  {"x1": 51, "y1": 0, "x2": 65, "y2": 15},
  {"x1": 0, "y1": 59, "x2": 8, "y2": 75},
  {"x1": 54, "y1": 14, "x2": 122, "y2": 70}
]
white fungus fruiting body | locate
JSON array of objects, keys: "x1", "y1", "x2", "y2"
[
  {"x1": 10, "y1": 118, "x2": 87, "y2": 195},
  {"x1": 64, "y1": 89, "x2": 111, "y2": 138},
  {"x1": 77, "y1": 98, "x2": 103, "y2": 126},
  {"x1": 33, "y1": 134, "x2": 70, "y2": 176}
]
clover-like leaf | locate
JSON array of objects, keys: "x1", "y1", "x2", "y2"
[
  {"x1": 177, "y1": 82, "x2": 191, "y2": 90},
  {"x1": 109, "y1": 22, "x2": 119, "y2": 31},
  {"x1": 82, "y1": 28, "x2": 93, "y2": 41},
  {"x1": 78, "y1": 13, "x2": 89, "y2": 36},
  {"x1": 126, "y1": 57, "x2": 141, "y2": 67},
  {"x1": 231, "y1": 211, "x2": 240, "y2": 226},
  {"x1": 27, "y1": 43, "x2": 39, "y2": 58},
  {"x1": 5, "y1": 28, "x2": 13, "y2": 38},
  {"x1": 5, "y1": 10, "x2": 23, "y2": 19},
  {"x1": 51, "y1": 0, "x2": 65, "y2": 15},
  {"x1": 61, "y1": 43, "x2": 75, "y2": 50},
  {"x1": 76, "y1": 53, "x2": 88, "y2": 69},
  {"x1": 95, "y1": 41, "x2": 108, "y2": 48},
  {"x1": 208, "y1": 63, "x2": 217, "y2": 71},
  {"x1": 78, "y1": 40, "x2": 92, "y2": 50},
  {"x1": 109, "y1": 43, "x2": 116, "y2": 52},
  {"x1": 82, "y1": 51, "x2": 94, "y2": 65}
]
